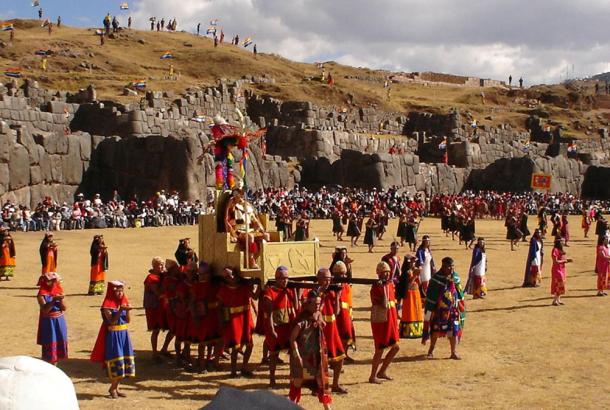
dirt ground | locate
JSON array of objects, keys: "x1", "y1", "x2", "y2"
[{"x1": 1, "y1": 216, "x2": 609, "y2": 409}]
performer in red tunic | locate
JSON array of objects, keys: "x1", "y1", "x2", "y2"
[
  {"x1": 217, "y1": 266, "x2": 255, "y2": 377},
  {"x1": 174, "y1": 264, "x2": 194, "y2": 368},
  {"x1": 161, "y1": 260, "x2": 180, "y2": 357},
  {"x1": 303, "y1": 268, "x2": 347, "y2": 395},
  {"x1": 189, "y1": 262, "x2": 222, "y2": 372},
  {"x1": 288, "y1": 290, "x2": 332, "y2": 409},
  {"x1": 369, "y1": 261, "x2": 400, "y2": 384},
  {"x1": 331, "y1": 261, "x2": 355, "y2": 362},
  {"x1": 263, "y1": 266, "x2": 298, "y2": 386},
  {"x1": 143, "y1": 257, "x2": 173, "y2": 361}
]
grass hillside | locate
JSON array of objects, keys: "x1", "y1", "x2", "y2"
[{"x1": 1, "y1": 19, "x2": 609, "y2": 138}]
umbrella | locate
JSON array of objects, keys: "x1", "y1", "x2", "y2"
[{"x1": 201, "y1": 386, "x2": 302, "y2": 410}]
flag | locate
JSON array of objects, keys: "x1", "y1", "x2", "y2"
[
  {"x1": 120, "y1": 2, "x2": 129, "y2": 10},
  {"x1": 1, "y1": 23, "x2": 14, "y2": 31},
  {"x1": 95, "y1": 29, "x2": 104, "y2": 36},
  {"x1": 210, "y1": 19, "x2": 219, "y2": 26},
  {"x1": 160, "y1": 52, "x2": 173, "y2": 59},
  {"x1": 438, "y1": 139, "x2": 447, "y2": 150},
  {"x1": 191, "y1": 116, "x2": 207, "y2": 123},
  {"x1": 41, "y1": 18, "x2": 50, "y2": 27},
  {"x1": 206, "y1": 27, "x2": 216, "y2": 35},
  {"x1": 32, "y1": 0, "x2": 40, "y2": 6},
  {"x1": 4, "y1": 68, "x2": 22, "y2": 78},
  {"x1": 35, "y1": 50, "x2": 49, "y2": 56},
  {"x1": 522, "y1": 140, "x2": 530, "y2": 152},
  {"x1": 243, "y1": 37, "x2": 252, "y2": 47},
  {"x1": 531, "y1": 173, "x2": 552, "y2": 190},
  {"x1": 131, "y1": 80, "x2": 146, "y2": 90},
  {"x1": 567, "y1": 143, "x2": 577, "y2": 153}
]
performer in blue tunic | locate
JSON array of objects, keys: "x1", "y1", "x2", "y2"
[
  {"x1": 36, "y1": 271, "x2": 68, "y2": 364},
  {"x1": 465, "y1": 238, "x2": 487, "y2": 299},
  {"x1": 523, "y1": 229, "x2": 544, "y2": 287},
  {"x1": 91, "y1": 280, "x2": 135, "y2": 399}
]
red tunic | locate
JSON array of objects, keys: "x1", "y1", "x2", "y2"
[
  {"x1": 143, "y1": 272, "x2": 167, "y2": 331},
  {"x1": 263, "y1": 286, "x2": 297, "y2": 351},
  {"x1": 189, "y1": 280, "x2": 221, "y2": 343},
  {"x1": 336, "y1": 284, "x2": 355, "y2": 349},
  {"x1": 174, "y1": 281, "x2": 191, "y2": 340},
  {"x1": 370, "y1": 282, "x2": 400, "y2": 350},
  {"x1": 303, "y1": 288, "x2": 345, "y2": 362},
  {"x1": 161, "y1": 275, "x2": 179, "y2": 333},
  {"x1": 217, "y1": 283, "x2": 254, "y2": 349}
]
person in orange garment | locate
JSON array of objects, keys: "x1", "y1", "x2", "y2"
[
  {"x1": 216, "y1": 266, "x2": 255, "y2": 378},
  {"x1": 263, "y1": 266, "x2": 298, "y2": 387},
  {"x1": 88, "y1": 235, "x2": 108, "y2": 295},
  {"x1": 369, "y1": 262, "x2": 400, "y2": 384},
  {"x1": 302, "y1": 268, "x2": 347, "y2": 395},
  {"x1": 39, "y1": 233, "x2": 58, "y2": 274},
  {"x1": 330, "y1": 261, "x2": 355, "y2": 363},
  {"x1": 0, "y1": 229, "x2": 16, "y2": 280}
]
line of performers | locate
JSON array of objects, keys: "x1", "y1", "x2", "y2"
[{"x1": 140, "y1": 244, "x2": 468, "y2": 408}]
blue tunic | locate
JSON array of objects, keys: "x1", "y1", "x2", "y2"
[
  {"x1": 104, "y1": 309, "x2": 135, "y2": 380},
  {"x1": 37, "y1": 295, "x2": 68, "y2": 363}
]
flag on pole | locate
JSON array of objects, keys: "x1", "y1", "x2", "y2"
[
  {"x1": 531, "y1": 173, "x2": 552, "y2": 190},
  {"x1": 131, "y1": 80, "x2": 146, "y2": 90},
  {"x1": 95, "y1": 29, "x2": 104, "y2": 36},
  {"x1": 41, "y1": 18, "x2": 50, "y2": 27},
  {"x1": 32, "y1": 0, "x2": 40, "y2": 6},
  {"x1": 4, "y1": 68, "x2": 22, "y2": 78},
  {"x1": 438, "y1": 138, "x2": 447, "y2": 150},
  {"x1": 210, "y1": 19, "x2": 219, "y2": 26},
  {"x1": 160, "y1": 51, "x2": 173, "y2": 59},
  {"x1": 1, "y1": 23, "x2": 14, "y2": 31},
  {"x1": 120, "y1": 2, "x2": 129, "y2": 10},
  {"x1": 567, "y1": 142, "x2": 577, "y2": 153},
  {"x1": 243, "y1": 37, "x2": 252, "y2": 47},
  {"x1": 206, "y1": 27, "x2": 216, "y2": 35}
]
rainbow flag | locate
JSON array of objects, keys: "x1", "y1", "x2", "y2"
[
  {"x1": 206, "y1": 27, "x2": 216, "y2": 35},
  {"x1": 243, "y1": 37, "x2": 252, "y2": 47},
  {"x1": 32, "y1": 0, "x2": 40, "y2": 6},
  {"x1": 120, "y1": 2, "x2": 129, "y2": 10},
  {"x1": 4, "y1": 68, "x2": 22, "y2": 78},
  {"x1": 131, "y1": 80, "x2": 146, "y2": 90},
  {"x1": 1, "y1": 23, "x2": 14, "y2": 31},
  {"x1": 191, "y1": 116, "x2": 207, "y2": 123},
  {"x1": 160, "y1": 52, "x2": 173, "y2": 59},
  {"x1": 210, "y1": 19, "x2": 219, "y2": 26},
  {"x1": 41, "y1": 19, "x2": 50, "y2": 27}
]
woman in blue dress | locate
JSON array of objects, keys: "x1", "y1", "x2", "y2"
[
  {"x1": 36, "y1": 271, "x2": 68, "y2": 364},
  {"x1": 91, "y1": 280, "x2": 135, "y2": 399}
]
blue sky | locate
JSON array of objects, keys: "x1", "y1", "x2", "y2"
[
  {"x1": 1, "y1": 0, "x2": 134, "y2": 28},
  {"x1": 3, "y1": 0, "x2": 610, "y2": 84}
]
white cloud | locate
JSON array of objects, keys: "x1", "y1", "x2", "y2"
[{"x1": 129, "y1": 0, "x2": 610, "y2": 84}]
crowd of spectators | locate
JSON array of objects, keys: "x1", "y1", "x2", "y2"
[
  {"x1": 1, "y1": 190, "x2": 208, "y2": 232},
  {"x1": 1, "y1": 186, "x2": 609, "y2": 233}
]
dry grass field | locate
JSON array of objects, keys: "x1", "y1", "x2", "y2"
[
  {"x1": 1, "y1": 216, "x2": 608, "y2": 409},
  {"x1": 2, "y1": 20, "x2": 610, "y2": 138}
]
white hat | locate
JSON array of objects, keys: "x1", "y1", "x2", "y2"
[
  {"x1": 0, "y1": 356, "x2": 79, "y2": 410},
  {"x1": 213, "y1": 114, "x2": 228, "y2": 125}
]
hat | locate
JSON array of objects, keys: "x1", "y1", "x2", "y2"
[
  {"x1": 42, "y1": 272, "x2": 59, "y2": 281},
  {"x1": 0, "y1": 356, "x2": 79, "y2": 410}
]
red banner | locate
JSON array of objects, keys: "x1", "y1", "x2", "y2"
[{"x1": 531, "y1": 173, "x2": 552, "y2": 190}]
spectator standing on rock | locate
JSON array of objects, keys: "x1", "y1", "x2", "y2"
[
  {"x1": 197, "y1": 22, "x2": 200, "y2": 35},
  {"x1": 128, "y1": 17, "x2": 132, "y2": 29},
  {"x1": 47, "y1": 22, "x2": 52, "y2": 36},
  {"x1": 112, "y1": 16, "x2": 119, "y2": 33},
  {"x1": 38, "y1": 8, "x2": 43, "y2": 19},
  {"x1": 57, "y1": 16, "x2": 61, "y2": 28},
  {"x1": 253, "y1": 44, "x2": 257, "y2": 56},
  {"x1": 156, "y1": 21, "x2": 160, "y2": 31},
  {"x1": 519, "y1": 77, "x2": 523, "y2": 88},
  {"x1": 150, "y1": 18, "x2": 155, "y2": 31},
  {"x1": 161, "y1": 18, "x2": 165, "y2": 30},
  {"x1": 508, "y1": 75, "x2": 512, "y2": 87},
  {"x1": 214, "y1": 35, "x2": 218, "y2": 47},
  {"x1": 104, "y1": 13, "x2": 111, "y2": 35}
]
